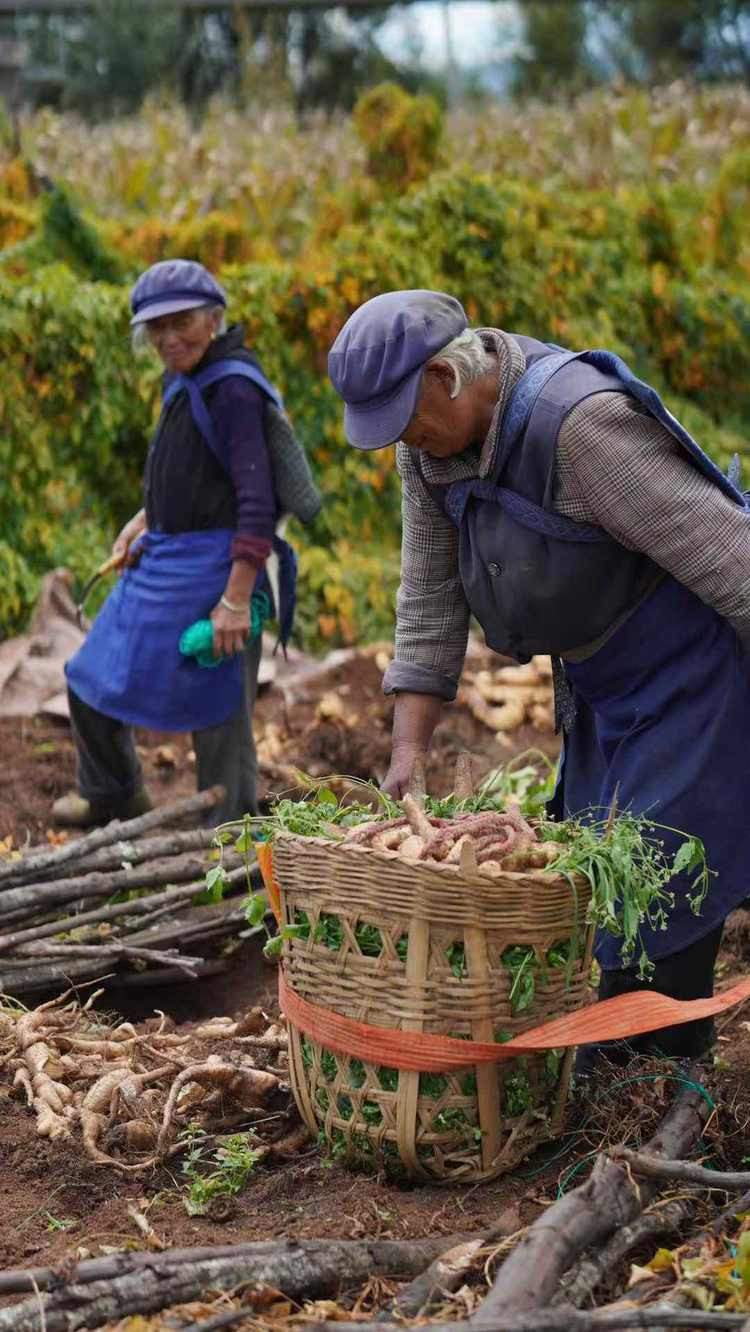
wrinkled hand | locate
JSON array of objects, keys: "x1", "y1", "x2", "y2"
[
  {"x1": 381, "y1": 745, "x2": 427, "y2": 799},
  {"x1": 211, "y1": 602, "x2": 250, "y2": 658},
  {"x1": 112, "y1": 512, "x2": 147, "y2": 569}
]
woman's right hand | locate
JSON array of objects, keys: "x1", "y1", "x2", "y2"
[
  {"x1": 381, "y1": 693, "x2": 443, "y2": 798},
  {"x1": 381, "y1": 744, "x2": 427, "y2": 799},
  {"x1": 113, "y1": 509, "x2": 147, "y2": 568}
]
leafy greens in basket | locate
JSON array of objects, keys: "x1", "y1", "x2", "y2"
[{"x1": 210, "y1": 762, "x2": 711, "y2": 978}]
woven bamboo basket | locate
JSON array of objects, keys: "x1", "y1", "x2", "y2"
[{"x1": 274, "y1": 831, "x2": 593, "y2": 1183}]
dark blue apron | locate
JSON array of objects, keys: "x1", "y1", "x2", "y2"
[
  {"x1": 441, "y1": 344, "x2": 750, "y2": 970},
  {"x1": 555, "y1": 575, "x2": 750, "y2": 969},
  {"x1": 67, "y1": 357, "x2": 295, "y2": 732},
  {"x1": 66, "y1": 529, "x2": 244, "y2": 731}
]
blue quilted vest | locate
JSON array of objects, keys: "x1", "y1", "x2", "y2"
[{"x1": 421, "y1": 335, "x2": 746, "y2": 662}]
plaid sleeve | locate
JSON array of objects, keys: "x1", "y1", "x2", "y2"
[
  {"x1": 382, "y1": 444, "x2": 470, "y2": 700},
  {"x1": 557, "y1": 392, "x2": 750, "y2": 650}
]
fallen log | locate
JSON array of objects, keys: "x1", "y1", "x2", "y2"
[
  {"x1": 0, "y1": 1236, "x2": 461, "y2": 1332},
  {"x1": 24, "y1": 826, "x2": 221, "y2": 882},
  {"x1": 472, "y1": 1075, "x2": 710, "y2": 1322},
  {"x1": 555, "y1": 1198, "x2": 695, "y2": 1309},
  {"x1": 0, "y1": 786, "x2": 225, "y2": 888},
  {"x1": 0, "y1": 865, "x2": 250, "y2": 954},
  {"x1": 614, "y1": 1147, "x2": 750, "y2": 1191},
  {"x1": 0, "y1": 858, "x2": 222, "y2": 925},
  {"x1": 311, "y1": 1311, "x2": 750, "y2": 1331}
]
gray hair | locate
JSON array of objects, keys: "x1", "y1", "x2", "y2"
[
  {"x1": 427, "y1": 329, "x2": 495, "y2": 399},
  {"x1": 131, "y1": 302, "x2": 227, "y2": 356}
]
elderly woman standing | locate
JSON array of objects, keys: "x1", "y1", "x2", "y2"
[
  {"x1": 56, "y1": 259, "x2": 319, "y2": 828},
  {"x1": 328, "y1": 289, "x2": 750, "y2": 1073}
]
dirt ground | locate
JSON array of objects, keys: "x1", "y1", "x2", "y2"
[
  {"x1": 1, "y1": 655, "x2": 749, "y2": 1299},
  {"x1": 0, "y1": 646, "x2": 556, "y2": 847},
  {"x1": 1, "y1": 920, "x2": 750, "y2": 1279}
]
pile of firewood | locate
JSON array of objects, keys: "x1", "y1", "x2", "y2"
[
  {"x1": 461, "y1": 656, "x2": 554, "y2": 736},
  {"x1": 0, "y1": 788, "x2": 263, "y2": 997}
]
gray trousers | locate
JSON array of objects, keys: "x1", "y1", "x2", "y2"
[{"x1": 67, "y1": 635, "x2": 262, "y2": 824}]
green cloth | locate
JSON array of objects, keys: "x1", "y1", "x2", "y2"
[{"x1": 179, "y1": 590, "x2": 271, "y2": 668}]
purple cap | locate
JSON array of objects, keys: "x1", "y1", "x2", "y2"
[
  {"x1": 130, "y1": 259, "x2": 227, "y2": 326},
  {"x1": 328, "y1": 290, "x2": 468, "y2": 450}
]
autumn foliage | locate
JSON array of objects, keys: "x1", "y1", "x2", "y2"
[{"x1": 1, "y1": 82, "x2": 749, "y2": 645}]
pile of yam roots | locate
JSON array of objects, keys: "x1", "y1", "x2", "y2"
[
  {"x1": 1, "y1": 988, "x2": 306, "y2": 1169},
  {"x1": 345, "y1": 798, "x2": 559, "y2": 877},
  {"x1": 461, "y1": 655, "x2": 554, "y2": 735}
]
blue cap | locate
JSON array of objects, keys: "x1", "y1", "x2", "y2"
[
  {"x1": 130, "y1": 259, "x2": 227, "y2": 326},
  {"x1": 328, "y1": 290, "x2": 468, "y2": 450}
]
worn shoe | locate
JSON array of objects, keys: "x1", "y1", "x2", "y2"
[{"x1": 52, "y1": 788, "x2": 153, "y2": 828}]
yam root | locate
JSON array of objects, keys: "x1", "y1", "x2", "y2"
[
  {"x1": 0, "y1": 993, "x2": 300, "y2": 1174},
  {"x1": 402, "y1": 795, "x2": 434, "y2": 841},
  {"x1": 399, "y1": 835, "x2": 426, "y2": 860},
  {"x1": 453, "y1": 752, "x2": 475, "y2": 800},
  {"x1": 462, "y1": 657, "x2": 553, "y2": 733},
  {"x1": 156, "y1": 1059, "x2": 278, "y2": 1158}
]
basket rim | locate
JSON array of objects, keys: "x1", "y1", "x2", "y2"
[{"x1": 272, "y1": 829, "x2": 589, "y2": 889}]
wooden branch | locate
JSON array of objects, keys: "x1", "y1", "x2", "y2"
[
  {"x1": 0, "y1": 1236, "x2": 461, "y2": 1331},
  {"x1": 0, "y1": 957, "x2": 114, "y2": 994},
  {"x1": 0, "y1": 866, "x2": 250, "y2": 954},
  {"x1": 376, "y1": 1236, "x2": 485, "y2": 1320},
  {"x1": 556, "y1": 1198, "x2": 694, "y2": 1309},
  {"x1": 110, "y1": 961, "x2": 228, "y2": 989},
  {"x1": 626, "y1": 1186, "x2": 750, "y2": 1306},
  {"x1": 311, "y1": 1312, "x2": 750, "y2": 1331},
  {"x1": 14, "y1": 941, "x2": 206, "y2": 976},
  {"x1": 472, "y1": 1076, "x2": 710, "y2": 1321},
  {"x1": 25, "y1": 827, "x2": 220, "y2": 881},
  {"x1": 0, "y1": 786, "x2": 225, "y2": 888},
  {"x1": 126, "y1": 905, "x2": 248, "y2": 951},
  {"x1": 0, "y1": 849, "x2": 246, "y2": 921},
  {"x1": 614, "y1": 1147, "x2": 750, "y2": 1191}
]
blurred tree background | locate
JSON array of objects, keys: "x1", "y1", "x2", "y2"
[
  {"x1": 4, "y1": 0, "x2": 749, "y2": 119},
  {"x1": 0, "y1": 1, "x2": 748, "y2": 648}
]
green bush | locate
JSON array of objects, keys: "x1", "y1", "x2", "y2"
[{"x1": 1, "y1": 88, "x2": 749, "y2": 646}]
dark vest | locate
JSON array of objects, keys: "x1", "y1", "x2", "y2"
[
  {"x1": 421, "y1": 336, "x2": 675, "y2": 661},
  {"x1": 144, "y1": 326, "x2": 267, "y2": 535}
]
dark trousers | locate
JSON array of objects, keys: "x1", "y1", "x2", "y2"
[
  {"x1": 574, "y1": 924, "x2": 724, "y2": 1075},
  {"x1": 67, "y1": 634, "x2": 262, "y2": 825}
]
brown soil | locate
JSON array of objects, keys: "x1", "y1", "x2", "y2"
[
  {"x1": 1, "y1": 917, "x2": 749, "y2": 1279},
  {"x1": 0, "y1": 645, "x2": 556, "y2": 846},
  {"x1": 2, "y1": 656, "x2": 748, "y2": 1305}
]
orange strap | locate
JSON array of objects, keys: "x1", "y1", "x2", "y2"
[
  {"x1": 278, "y1": 969, "x2": 750, "y2": 1073},
  {"x1": 256, "y1": 842, "x2": 281, "y2": 921}
]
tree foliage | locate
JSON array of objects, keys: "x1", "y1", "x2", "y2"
[{"x1": 1, "y1": 83, "x2": 749, "y2": 646}]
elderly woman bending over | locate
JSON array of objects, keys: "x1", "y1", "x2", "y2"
[{"x1": 328, "y1": 288, "x2": 750, "y2": 1076}]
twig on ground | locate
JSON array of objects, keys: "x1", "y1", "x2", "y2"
[{"x1": 613, "y1": 1148, "x2": 750, "y2": 1191}]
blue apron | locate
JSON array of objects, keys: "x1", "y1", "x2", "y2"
[
  {"x1": 554, "y1": 575, "x2": 750, "y2": 969},
  {"x1": 67, "y1": 356, "x2": 296, "y2": 732},
  {"x1": 65, "y1": 529, "x2": 243, "y2": 731},
  {"x1": 441, "y1": 343, "x2": 750, "y2": 970}
]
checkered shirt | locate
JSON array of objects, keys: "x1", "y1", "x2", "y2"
[{"x1": 383, "y1": 329, "x2": 750, "y2": 700}]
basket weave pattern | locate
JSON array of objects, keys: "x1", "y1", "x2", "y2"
[{"x1": 276, "y1": 834, "x2": 592, "y2": 1182}]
